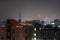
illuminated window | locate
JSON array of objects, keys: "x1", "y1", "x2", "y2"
[
  {"x1": 34, "y1": 33, "x2": 36, "y2": 36},
  {"x1": 58, "y1": 25, "x2": 60, "y2": 28},
  {"x1": 34, "y1": 37, "x2": 36, "y2": 40},
  {"x1": 51, "y1": 22, "x2": 55, "y2": 25},
  {"x1": 34, "y1": 28, "x2": 36, "y2": 31},
  {"x1": 39, "y1": 28, "x2": 41, "y2": 30}
]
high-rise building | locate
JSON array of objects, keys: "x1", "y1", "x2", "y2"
[
  {"x1": 0, "y1": 19, "x2": 60, "y2": 40},
  {"x1": 0, "y1": 27, "x2": 6, "y2": 40},
  {"x1": 0, "y1": 19, "x2": 33, "y2": 40}
]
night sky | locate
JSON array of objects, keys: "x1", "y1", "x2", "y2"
[{"x1": 0, "y1": 0, "x2": 60, "y2": 21}]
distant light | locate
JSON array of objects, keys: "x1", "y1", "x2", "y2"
[
  {"x1": 58, "y1": 25, "x2": 60, "y2": 28},
  {"x1": 34, "y1": 28, "x2": 36, "y2": 31},
  {"x1": 39, "y1": 28, "x2": 41, "y2": 30},
  {"x1": 51, "y1": 22, "x2": 55, "y2": 25},
  {"x1": 16, "y1": 26, "x2": 19, "y2": 28},
  {"x1": 34, "y1": 37, "x2": 36, "y2": 40},
  {"x1": 16, "y1": 25, "x2": 23, "y2": 28},
  {"x1": 21, "y1": 23, "x2": 32, "y2": 26},
  {"x1": 34, "y1": 33, "x2": 36, "y2": 36}
]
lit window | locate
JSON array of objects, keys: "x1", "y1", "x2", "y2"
[
  {"x1": 58, "y1": 25, "x2": 60, "y2": 28},
  {"x1": 34, "y1": 28, "x2": 36, "y2": 31},
  {"x1": 34, "y1": 33, "x2": 36, "y2": 36},
  {"x1": 51, "y1": 22, "x2": 55, "y2": 25},
  {"x1": 39, "y1": 28, "x2": 41, "y2": 30},
  {"x1": 34, "y1": 37, "x2": 36, "y2": 40}
]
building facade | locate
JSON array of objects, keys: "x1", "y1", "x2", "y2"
[{"x1": 0, "y1": 19, "x2": 60, "y2": 40}]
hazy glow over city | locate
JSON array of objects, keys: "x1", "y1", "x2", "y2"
[{"x1": 0, "y1": 0, "x2": 60, "y2": 21}]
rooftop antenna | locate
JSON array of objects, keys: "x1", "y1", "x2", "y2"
[
  {"x1": 19, "y1": 11, "x2": 21, "y2": 23},
  {"x1": 37, "y1": 14, "x2": 41, "y2": 21}
]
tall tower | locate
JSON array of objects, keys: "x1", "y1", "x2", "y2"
[{"x1": 19, "y1": 12, "x2": 21, "y2": 23}]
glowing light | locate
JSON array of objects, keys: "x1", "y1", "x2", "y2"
[
  {"x1": 39, "y1": 28, "x2": 41, "y2": 30},
  {"x1": 16, "y1": 26, "x2": 19, "y2": 28},
  {"x1": 51, "y1": 22, "x2": 55, "y2": 25},
  {"x1": 34, "y1": 37, "x2": 36, "y2": 40},
  {"x1": 20, "y1": 23, "x2": 32, "y2": 26},
  {"x1": 34, "y1": 33, "x2": 36, "y2": 36},
  {"x1": 58, "y1": 25, "x2": 60, "y2": 28},
  {"x1": 16, "y1": 25, "x2": 23, "y2": 28},
  {"x1": 34, "y1": 28, "x2": 36, "y2": 31}
]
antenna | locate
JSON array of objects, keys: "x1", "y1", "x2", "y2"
[
  {"x1": 19, "y1": 12, "x2": 21, "y2": 22},
  {"x1": 37, "y1": 14, "x2": 40, "y2": 21}
]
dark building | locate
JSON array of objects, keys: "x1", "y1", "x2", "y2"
[
  {"x1": 0, "y1": 19, "x2": 60, "y2": 40},
  {"x1": 16, "y1": 22, "x2": 33, "y2": 40},
  {"x1": 31, "y1": 21, "x2": 60, "y2": 40},
  {"x1": 6, "y1": 19, "x2": 17, "y2": 40},
  {"x1": 41, "y1": 24, "x2": 60, "y2": 40}
]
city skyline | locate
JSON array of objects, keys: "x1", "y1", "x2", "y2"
[{"x1": 0, "y1": 0, "x2": 60, "y2": 21}]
